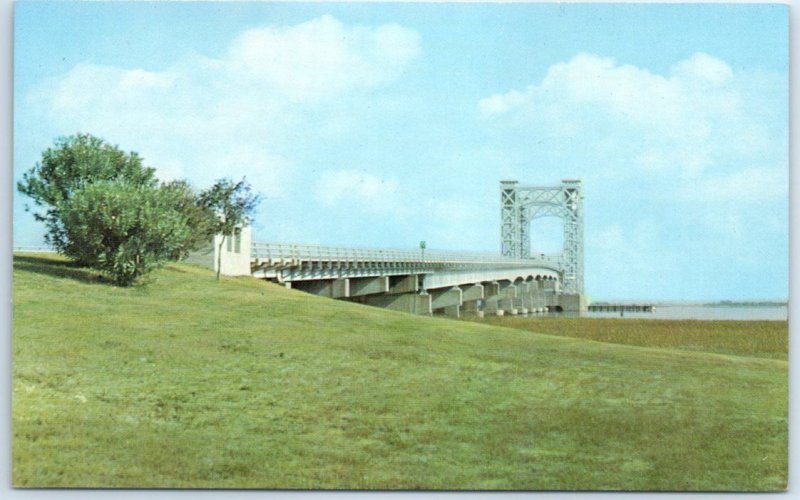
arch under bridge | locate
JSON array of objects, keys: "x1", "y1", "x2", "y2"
[{"x1": 214, "y1": 179, "x2": 587, "y2": 316}]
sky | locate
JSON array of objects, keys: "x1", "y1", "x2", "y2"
[{"x1": 12, "y1": 1, "x2": 789, "y2": 301}]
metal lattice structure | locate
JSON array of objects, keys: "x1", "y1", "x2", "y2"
[{"x1": 501, "y1": 179, "x2": 584, "y2": 294}]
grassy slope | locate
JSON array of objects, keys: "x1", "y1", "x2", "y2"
[{"x1": 12, "y1": 254, "x2": 787, "y2": 490}]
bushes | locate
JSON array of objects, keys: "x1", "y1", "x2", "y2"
[
  {"x1": 17, "y1": 134, "x2": 158, "y2": 259},
  {"x1": 18, "y1": 133, "x2": 255, "y2": 286},
  {"x1": 58, "y1": 182, "x2": 192, "y2": 286}
]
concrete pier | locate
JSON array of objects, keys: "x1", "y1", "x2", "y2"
[
  {"x1": 483, "y1": 297, "x2": 501, "y2": 315},
  {"x1": 363, "y1": 292, "x2": 432, "y2": 315},
  {"x1": 431, "y1": 287, "x2": 463, "y2": 318},
  {"x1": 558, "y1": 293, "x2": 588, "y2": 312},
  {"x1": 288, "y1": 273, "x2": 585, "y2": 315},
  {"x1": 460, "y1": 283, "x2": 484, "y2": 302},
  {"x1": 441, "y1": 304, "x2": 461, "y2": 318},
  {"x1": 462, "y1": 300, "x2": 481, "y2": 317},
  {"x1": 290, "y1": 278, "x2": 350, "y2": 298}
]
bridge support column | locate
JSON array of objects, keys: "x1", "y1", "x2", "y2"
[
  {"x1": 431, "y1": 287, "x2": 463, "y2": 318},
  {"x1": 462, "y1": 300, "x2": 483, "y2": 317},
  {"x1": 483, "y1": 281, "x2": 500, "y2": 298},
  {"x1": 530, "y1": 283, "x2": 546, "y2": 312},
  {"x1": 332, "y1": 279, "x2": 350, "y2": 298},
  {"x1": 350, "y1": 276, "x2": 390, "y2": 297},
  {"x1": 528, "y1": 283, "x2": 541, "y2": 311},
  {"x1": 526, "y1": 283, "x2": 540, "y2": 312},
  {"x1": 539, "y1": 280, "x2": 551, "y2": 312},
  {"x1": 498, "y1": 283, "x2": 517, "y2": 315},
  {"x1": 479, "y1": 281, "x2": 499, "y2": 315},
  {"x1": 455, "y1": 284, "x2": 484, "y2": 318},
  {"x1": 482, "y1": 299, "x2": 499, "y2": 315},
  {"x1": 287, "y1": 279, "x2": 345, "y2": 298},
  {"x1": 363, "y1": 292, "x2": 432, "y2": 315},
  {"x1": 498, "y1": 299, "x2": 516, "y2": 315},
  {"x1": 460, "y1": 284, "x2": 484, "y2": 302},
  {"x1": 442, "y1": 305, "x2": 461, "y2": 318},
  {"x1": 540, "y1": 279, "x2": 558, "y2": 310},
  {"x1": 559, "y1": 293, "x2": 588, "y2": 313},
  {"x1": 515, "y1": 282, "x2": 532, "y2": 314}
]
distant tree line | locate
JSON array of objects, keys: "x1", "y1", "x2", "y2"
[{"x1": 18, "y1": 133, "x2": 260, "y2": 286}]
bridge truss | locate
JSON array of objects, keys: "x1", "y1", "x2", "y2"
[{"x1": 501, "y1": 179, "x2": 584, "y2": 295}]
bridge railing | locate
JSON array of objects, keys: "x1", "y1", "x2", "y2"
[{"x1": 251, "y1": 241, "x2": 562, "y2": 267}]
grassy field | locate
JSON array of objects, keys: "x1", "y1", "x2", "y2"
[
  {"x1": 476, "y1": 316, "x2": 788, "y2": 361},
  {"x1": 12, "y1": 254, "x2": 788, "y2": 490}
]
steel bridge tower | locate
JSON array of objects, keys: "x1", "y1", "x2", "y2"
[{"x1": 501, "y1": 179, "x2": 584, "y2": 295}]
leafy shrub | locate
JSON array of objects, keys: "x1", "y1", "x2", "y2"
[
  {"x1": 58, "y1": 182, "x2": 191, "y2": 286},
  {"x1": 17, "y1": 134, "x2": 158, "y2": 257},
  {"x1": 18, "y1": 134, "x2": 260, "y2": 285}
]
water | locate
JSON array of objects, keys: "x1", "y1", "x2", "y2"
[{"x1": 553, "y1": 304, "x2": 788, "y2": 321}]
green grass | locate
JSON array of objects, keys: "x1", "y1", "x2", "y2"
[
  {"x1": 476, "y1": 316, "x2": 788, "y2": 360},
  {"x1": 12, "y1": 254, "x2": 787, "y2": 490}
]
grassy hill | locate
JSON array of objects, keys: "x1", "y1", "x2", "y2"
[{"x1": 12, "y1": 254, "x2": 787, "y2": 490}]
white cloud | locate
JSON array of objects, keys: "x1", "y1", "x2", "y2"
[
  {"x1": 478, "y1": 89, "x2": 527, "y2": 115},
  {"x1": 671, "y1": 52, "x2": 734, "y2": 87},
  {"x1": 45, "y1": 63, "x2": 177, "y2": 113},
  {"x1": 118, "y1": 68, "x2": 177, "y2": 91},
  {"x1": 477, "y1": 51, "x2": 786, "y2": 203},
  {"x1": 210, "y1": 146, "x2": 293, "y2": 198},
  {"x1": 226, "y1": 15, "x2": 420, "y2": 102},
  {"x1": 479, "y1": 52, "x2": 743, "y2": 147},
  {"x1": 27, "y1": 15, "x2": 421, "y2": 195}
]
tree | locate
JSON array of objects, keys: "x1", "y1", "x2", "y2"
[
  {"x1": 17, "y1": 133, "x2": 157, "y2": 258},
  {"x1": 160, "y1": 179, "x2": 217, "y2": 260},
  {"x1": 198, "y1": 178, "x2": 261, "y2": 281},
  {"x1": 58, "y1": 181, "x2": 192, "y2": 286},
  {"x1": 19, "y1": 134, "x2": 262, "y2": 285}
]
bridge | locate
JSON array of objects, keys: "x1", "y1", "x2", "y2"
[{"x1": 213, "y1": 179, "x2": 587, "y2": 316}]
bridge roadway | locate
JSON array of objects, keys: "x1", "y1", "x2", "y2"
[{"x1": 248, "y1": 242, "x2": 586, "y2": 317}]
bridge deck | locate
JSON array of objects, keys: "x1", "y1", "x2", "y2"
[{"x1": 251, "y1": 242, "x2": 563, "y2": 275}]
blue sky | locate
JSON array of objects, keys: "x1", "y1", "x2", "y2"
[{"x1": 13, "y1": 2, "x2": 788, "y2": 301}]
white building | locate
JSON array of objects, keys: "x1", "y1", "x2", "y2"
[{"x1": 185, "y1": 225, "x2": 252, "y2": 276}]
